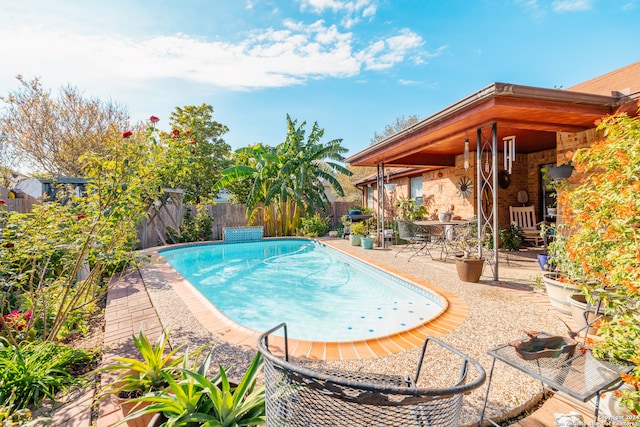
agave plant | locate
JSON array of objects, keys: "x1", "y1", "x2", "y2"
[
  {"x1": 96, "y1": 329, "x2": 185, "y2": 399},
  {"x1": 118, "y1": 351, "x2": 265, "y2": 427}
]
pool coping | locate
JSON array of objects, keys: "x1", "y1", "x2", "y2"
[{"x1": 143, "y1": 238, "x2": 468, "y2": 360}]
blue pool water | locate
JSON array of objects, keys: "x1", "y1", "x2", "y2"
[{"x1": 160, "y1": 239, "x2": 444, "y2": 342}]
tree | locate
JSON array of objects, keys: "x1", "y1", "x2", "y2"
[
  {"x1": 215, "y1": 115, "x2": 352, "y2": 235},
  {"x1": 370, "y1": 114, "x2": 420, "y2": 145},
  {"x1": 0, "y1": 76, "x2": 130, "y2": 176},
  {"x1": 333, "y1": 165, "x2": 376, "y2": 202},
  {"x1": 165, "y1": 104, "x2": 231, "y2": 204}
]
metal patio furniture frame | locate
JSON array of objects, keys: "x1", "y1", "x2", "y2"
[
  {"x1": 258, "y1": 323, "x2": 486, "y2": 427},
  {"x1": 395, "y1": 220, "x2": 441, "y2": 261}
]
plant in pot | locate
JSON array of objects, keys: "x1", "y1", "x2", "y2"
[
  {"x1": 119, "y1": 351, "x2": 265, "y2": 427},
  {"x1": 349, "y1": 221, "x2": 367, "y2": 247},
  {"x1": 557, "y1": 108, "x2": 640, "y2": 412},
  {"x1": 453, "y1": 224, "x2": 485, "y2": 283},
  {"x1": 94, "y1": 329, "x2": 187, "y2": 427},
  {"x1": 498, "y1": 224, "x2": 524, "y2": 251},
  {"x1": 542, "y1": 223, "x2": 581, "y2": 315}
]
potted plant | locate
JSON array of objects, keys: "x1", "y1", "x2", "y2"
[
  {"x1": 118, "y1": 352, "x2": 265, "y2": 427},
  {"x1": 542, "y1": 224, "x2": 579, "y2": 315},
  {"x1": 558, "y1": 109, "x2": 640, "y2": 411},
  {"x1": 349, "y1": 221, "x2": 366, "y2": 246},
  {"x1": 437, "y1": 205, "x2": 454, "y2": 222},
  {"x1": 95, "y1": 330, "x2": 187, "y2": 427},
  {"x1": 452, "y1": 223, "x2": 485, "y2": 283},
  {"x1": 547, "y1": 162, "x2": 574, "y2": 180},
  {"x1": 498, "y1": 224, "x2": 524, "y2": 251}
]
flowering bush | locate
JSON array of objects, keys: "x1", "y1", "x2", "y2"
[
  {"x1": 559, "y1": 105, "x2": 640, "y2": 412},
  {"x1": 0, "y1": 116, "x2": 193, "y2": 344}
]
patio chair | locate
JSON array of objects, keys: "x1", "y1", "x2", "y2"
[
  {"x1": 258, "y1": 323, "x2": 486, "y2": 427},
  {"x1": 395, "y1": 220, "x2": 437, "y2": 261},
  {"x1": 509, "y1": 206, "x2": 543, "y2": 246}
]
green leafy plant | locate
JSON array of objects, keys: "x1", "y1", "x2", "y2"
[
  {"x1": 120, "y1": 352, "x2": 265, "y2": 427},
  {"x1": 166, "y1": 208, "x2": 214, "y2": 243},
  {"x1": 394, "y1": 198, "x2": 427, "y2": 221},
  {"x1": 499, "y1": 224, "x2": 524, "y2": 251},
  {"x1": 95, "y1": 330, "x2": 185, "y2": 399},
  {"x1": 558, "y1": 107, "x2": 640, "y2": 411},
  {"x1": 298, "y1": 213, "x2": 330, "y2": 237},
  {"x1": 349, "y1": 221, "x2": 367, "y2": 236},
  {"x1": 0, "y1": 338, "x2": 93, "y2": 412}
]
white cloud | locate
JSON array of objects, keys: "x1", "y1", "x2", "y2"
[
  {"x1": 299, "y1": 0, "x2": 377, "y2": 27},
  {"x1": 0, "y1": 19, "x2": 428, "y2": 91},
  {"x1": 398, "y1": 79, "x2": 421, "y2": 86},
  {"x1": 552, "y1": 0, "x2": 592, "y2": 12}
]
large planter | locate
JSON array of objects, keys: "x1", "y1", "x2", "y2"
[
  {"x1": 349, "y1": 234, "x2": 362, "y2": 246},
  {"x1": 566, "y1": 293, "x2": 609, "y2": 336},
  {"x1": 361, "y1": 236, "x2": 374, "y2": 250},
  {"x1": 542, "y1": 272, "x2": 578, "y2": 314},
  {"x1": 455, "y1": 257, "x2": 484, "y2": 282}
]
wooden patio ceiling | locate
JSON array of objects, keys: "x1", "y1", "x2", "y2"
[{"x1": 346, "y1": 83, "x2": 625, "y2": 168}]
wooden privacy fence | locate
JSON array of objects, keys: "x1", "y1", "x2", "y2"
[
  {"x1": 0, "y1": 188, "x2": 37, "y2": 214},
  {"x1": 137, "y1": 201, "x2": 355, "y2": 249}
]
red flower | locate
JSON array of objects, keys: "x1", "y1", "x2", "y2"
[
  {"x1": 122, "y1": 130, "x2": 133, "y2": 138},
  {"x1": 172, "y1": 129, "x2": 180, "y2": 135},
  {"x1": 185, "y1": 130, "x2": 191, "y2": 136},
  {"x1": 76, "y1": 214, "x2": 86, "y2": 220},
  {"x1": 190, "y1": 140, "x2": 197, "y2": 145},
  {"x1": 0, "y1": 199, "x2": 6, "y2": 205},
  {"x1": 150, "y1": 115, "x2": 160, "y2": 123}
]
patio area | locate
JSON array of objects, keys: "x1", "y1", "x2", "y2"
[{"x1": 91, "y1": 237, "x2": 600, "y2": 427}]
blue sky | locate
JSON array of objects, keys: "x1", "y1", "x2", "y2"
[{"x1": 1, "y1": 0, "x2": 639, "y2": 157}]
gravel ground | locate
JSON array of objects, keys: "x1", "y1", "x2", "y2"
[{"x1": 139, "y1": 238, "x2": 571, "y2": 426}]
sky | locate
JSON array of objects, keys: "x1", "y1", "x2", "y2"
[{"x1": 1, "y1": 0, "x2": 639, "y2": 159}]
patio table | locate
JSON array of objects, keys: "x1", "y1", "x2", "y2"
[{"x1": 415, "y1": 219, "x2": 471, "y2": 260}]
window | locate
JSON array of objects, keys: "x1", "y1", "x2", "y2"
[
  {"x1": 410, "y1": 176, "x2": 423, "y2": 205},
  {"x1": 367, "y1": 186, "x2": 374, "y2": 209}
]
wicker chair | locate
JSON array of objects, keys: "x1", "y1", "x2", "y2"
[{"x1": 257, "y1": 323, "x2": 486, "y2": 427}]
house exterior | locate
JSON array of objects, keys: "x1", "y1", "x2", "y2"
[{"x1": 346, "y1": 62, "x2": 640, "y2": 279}]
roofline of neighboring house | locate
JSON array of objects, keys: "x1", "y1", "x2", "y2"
[{"x1": 346, "y1": 82, "x2": 628, "y2": 165}]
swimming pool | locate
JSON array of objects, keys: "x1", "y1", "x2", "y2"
[{"x1": 160, "y1": 239, "x2": 445, "y2": 342}]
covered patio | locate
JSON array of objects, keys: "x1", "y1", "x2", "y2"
[{"x1": 347, "y1": 71, "x2": 639, "y2": 280}]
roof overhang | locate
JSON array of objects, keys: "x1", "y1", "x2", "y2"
[{"x1": 347, "y1": 82, "x2": 633, "y2": 167}]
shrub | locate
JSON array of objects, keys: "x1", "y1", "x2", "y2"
[
  {"x1": 166, "y1": 208, "x2": 213, "y2": 243},
  {"x1": 298, "y1": 213, "x2": 329, "y2": 237},
  {"x1": 560, "y1": 107, "x2": 640, "y2": 411},
  {"x1": 0, "y1": 339, "x2": 94, "y2": 412},
  {"x1": 499, "y1": 224, "x2": 524, "y2": 251}
]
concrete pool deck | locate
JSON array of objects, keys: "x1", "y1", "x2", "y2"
[{"x1": 95, "y1": 237, "x2": 596, "y2": 427}]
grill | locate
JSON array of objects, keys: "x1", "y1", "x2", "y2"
[{"x1": 344, "y1": 210, "x2": 373, "y2": 237}]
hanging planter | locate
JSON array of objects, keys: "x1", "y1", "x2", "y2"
[{"x1": 548, "y1": 164, "x2": 574, "y2": 180}]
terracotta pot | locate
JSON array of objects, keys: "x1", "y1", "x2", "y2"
[
  {"x1": 455, "y1": 257, "x2": 484, "y2": 282},
  {"x1": 542, "y1": 272, "x2": 578, "y2": 315},
  {"x1": 118, "y1": 398, "x2": 154, "y2": 427}
]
